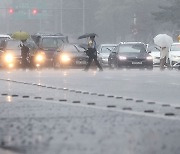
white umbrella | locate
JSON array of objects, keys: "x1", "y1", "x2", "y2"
[{"x1": 153, "y1": 34, "x2": 173, "y2": 48}]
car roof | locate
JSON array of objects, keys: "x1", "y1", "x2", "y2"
[
  {"x1": 63, "y1": 43, "x2": 84, "y2": 48},
  {"x1": 32, "y1": 33, "x2": 65, "y2": 38},
  {"x1": 33, "y1": 32, "x2": 64, "y2": 36},
  {"x1": 172, "y1": 43, "x2": 180, "y2": 45},
  {"x1": 6, "y1": 39, "x2": 21, "y2": 42},
  {"x1": 100, "y1": 44, "x2": 117, "y2": 46},
  {"x1": 0, "y1": 34, "x2": 11, "y2": 38},
  {"x1": 120, "y1": 42, "x2": 145, "y2": 45}
]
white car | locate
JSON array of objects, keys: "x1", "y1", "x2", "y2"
[
  {"x1": 169, "y1": 43, "x2": 180, "y2": 68},
  {"x1": 97, "y1": 44, "x2": 117, "y2": 66},
  {"x1": 148, "y1": 45, "x2": 160, "y2": 66}
]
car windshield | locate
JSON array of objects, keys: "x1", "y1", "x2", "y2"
[
  {"x1": 42, "y1": 38, "x2": 64, "y2": 48},
  {"x1": 101, "y1": 46, "x2": 116, "y2": 53},
  {"x1": 6, "y1": 41, "x2": 20, "y2": 51},
  {"x1": 170, "y1": 44, "x2": 180, "y2": 51},
  {"x1": 63, "y1": 45, "x2": 84, "y2": 53},
  {"x1": 0, "y1": 37, "x2": 10, "y2": 42},
  {"x1": 148, "y1": 46, "x2": 160, "y2": 52},
  {"x1": 119, "y1": 44, "x2": 146, "y2": 53}
]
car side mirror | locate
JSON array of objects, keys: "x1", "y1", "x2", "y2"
[
  {"x1": 112, "y1": 51, "x2": 117, "y2": 54},
  {"x1": 106, "y1": 48, "x2": 112, "y2": 52}
]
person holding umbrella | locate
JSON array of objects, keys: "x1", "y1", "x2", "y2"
[
  {"x1": 20, "y1": 39, "x2": 30, "y2": 68},
  {"x1": 159, "y1": 46, "x2": 170, "y2": 70},
  {"x1": 12, "y1": 31, "x2": 30, "y2": 68},
  {"x1": 154, "y1": 34, "x2": 173, "y2": 70},
  {"x1": 78, "y1": 33, "x2": 103, "y2": 71}
]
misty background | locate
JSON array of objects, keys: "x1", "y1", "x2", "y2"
[{"x1": 0, "y1": 0, "x2": 179, "y2": 44}]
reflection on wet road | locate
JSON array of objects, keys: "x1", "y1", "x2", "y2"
[{"x1": 0, "y1": 68, "x2": 180, "y2": 154}]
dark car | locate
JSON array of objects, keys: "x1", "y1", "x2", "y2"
[
  {"x1": 1, "y1": 40, "x2": 25, "y2": 68},
  {"x1": 53, "y1": 44, "x2": 88, "y2": 68},
  {"x1": 108, "y1": 42, "x2": 153, "y2": 69},
  {"x1": 0, "y1": 40, "x2": 30, "y2": 68},
  {"x1": 0, "y1": 34, "x2": 11, "y2": 48},
  {"x1": 31, "y1": 33, "x2": 68, "y2": 67}
]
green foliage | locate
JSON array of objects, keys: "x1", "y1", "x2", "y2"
[
  {"x1": 95, "y1": 0, "x2": 165, "y2": 42},
  {"x1": 153, "y1": 0, "x2": 180, "y2": 27}
]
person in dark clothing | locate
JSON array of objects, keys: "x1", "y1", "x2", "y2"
[
  {"x1": 84, "y1": 36, "x2": 103, "y2": 71},
  {"x1": 20, "y1": 40, "x2": 29, "y2": 68}
]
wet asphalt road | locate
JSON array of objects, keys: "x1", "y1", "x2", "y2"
[{"x1": 0, "y1": 68, "x2": 180, "y2": 154}]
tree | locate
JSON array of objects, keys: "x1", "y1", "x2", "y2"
[
  {"x1": 152, "y1": 0, "x2": 180, "y2": 28},
  {"x1": 95, "y1": 0, "x2": 167, "y2": 43}
]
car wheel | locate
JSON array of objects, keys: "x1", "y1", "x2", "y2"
[
  {"x1": 147, "y1": 66, "x2": 153, "y2": 70},
  {"x1": 53, "y1": 61, "x2": 59, "y2": 69},
  {"x1": 113, "y1": 59, "x2": 119, "y2": 68},
  {"x1": 108, "y1": 61, "x2": 114, "y2": 69},
  {"x1": 109, "y1": 61, "x2": 116, "y2": 69},
  {"x1": 58, "y1": 62, "x2": 66, "y2": 69}
]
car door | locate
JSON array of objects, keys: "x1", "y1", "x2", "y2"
[{"x1": 108, "y1": 45, "x2": 119, "y2": 65}]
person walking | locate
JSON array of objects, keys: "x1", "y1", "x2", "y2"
[
  {"x1": 20, "y1": 40, "x2": 29, "y2": 68},
  {"x1": 159, "y1": 46, "x2": 170, "y2": 70},
  {"x1": 153, "y1": 34, "x2": 173, "y2": 70},
  {"x1": 84, "y1": 36, "x2": 103, "y2": 71}
]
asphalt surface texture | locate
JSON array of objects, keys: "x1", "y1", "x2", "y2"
[{"x1": 0, "y1": 67, "x2": 180, "y2": 154}]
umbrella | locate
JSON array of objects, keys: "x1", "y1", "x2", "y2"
[
  {"x1": 78, "y1": 33, "x2": 98, "y2": 39},
  {"x1": 12, "y1": 31, "x2": 30, "y2": 41},
  {"x1": 153, "y1": 34, "x2": 173, "y2": 48}
]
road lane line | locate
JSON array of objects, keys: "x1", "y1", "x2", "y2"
[
  {"x1": 38, "y1": 98, "x2": 180, "y2": 121},
  {"x1": 1, "y1": 78, "x2": 180, "y2": 110},
  {"x1": 3, "y1": 96, "x2": 179, "y2": 121}
]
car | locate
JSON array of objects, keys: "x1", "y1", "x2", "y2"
[
  {"x1": 53, "y1": 43, "x2": 88, "y2": 68},
  {"x1": 169, "y1": 43, "x2": 180, "y2": 68},
  {"x1": 0, "y1": 40, "x2": 30, "y2": 68},
  {"x1": 23, "y1": 39, "x2": 43, "y2": 68},
  {"x1": 31, "y1": 33, "x2": 68, "y2": 67},
  {"x1": 97, "y1": 44, "x2": 117, "y2": 67},
  {"x1": 0, "y1": 34, "x2": 11, "y2": 41},
  {"x1": 108, "y1": 42, "x2": 153, "y2": 69},
  {"x1": 0, "y1": 34, "x2": 11, "y2": 48},
  {"x1": 147, "y1": 45, "x2": 160, "y2": 66}
]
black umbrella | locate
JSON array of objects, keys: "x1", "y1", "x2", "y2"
[{"x1": 78, "y1": 33, "x2": 98, "y2": 39}]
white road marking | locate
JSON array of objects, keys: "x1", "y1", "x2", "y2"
[{"x1": 6, "y1": 97, "x2": 179, "y2": 121}]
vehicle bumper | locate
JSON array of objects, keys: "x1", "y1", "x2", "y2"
[
  {"x1": 55, "y1": 58, "x2": 88, "y2": 68},
  {"x1": 100, "y1": 58, "x2": 109, "y2": 66},
  {"x1": 170, "y1": 58, "x2": 180, "y2": 67},
  {"x1": 152, "y1": 58, "x2": 160, "y2": 65},
  {"x1": 1, "y1": 58, "x2": 23, "y2": 68},
  {"x1": 117, "y1": 60, "x2": 153, "y2": 68}
]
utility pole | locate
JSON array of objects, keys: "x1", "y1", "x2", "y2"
[
  {"x1": 82, "y1": 0, "x2": 85, "y2": 34},
  {"x1": 60, "y1": 0, "x2": 63, "y2": 33}
]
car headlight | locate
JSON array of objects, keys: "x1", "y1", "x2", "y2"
[
  {"x1": 5, "y1": 53, "x2": 14, "y2": 63},
  {"x1": 102, "y1": 57, "x2": 108, "y2": 60},
  {"x1": 61, "y1": 54, "x2": 71, "y2": 63},
  {"x1": 119, "y1": 56, "x2": 127, "y2": 60},
  {"x1": 36, "y1": 54, "x2": 44, "y2": 62},
  {"x1": 171, "y1": 55, "x2": 180, "y2": 59},
  {"x1": 153, "y1": 56, "x2": 160, "y2": 59},
  {"x1": 146, "y1": 56, "x2": 153, "y2": 60}
]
